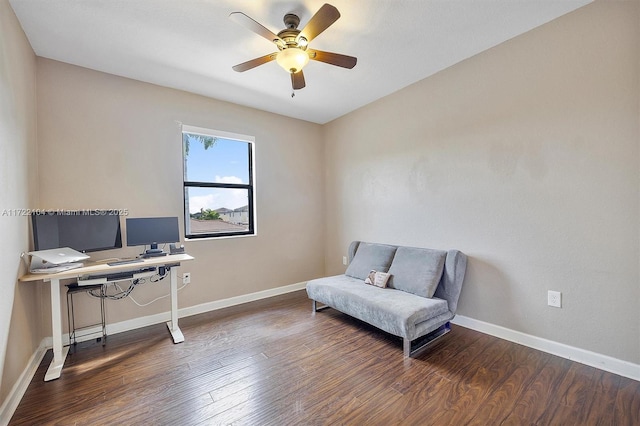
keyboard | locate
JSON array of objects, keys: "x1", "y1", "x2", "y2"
[{"x1": 107, "y1": 259, "x2": 144, "y2": 266}]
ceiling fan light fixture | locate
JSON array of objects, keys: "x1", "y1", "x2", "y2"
[
  {"x1": 230, "y1": 4, "x2": 355, "y2": 91},
  {"x1": 276, "y1": 48, "x2": 309, "y2": 73}
]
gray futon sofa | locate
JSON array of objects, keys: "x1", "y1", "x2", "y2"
[{"x1": 306, "y1": 241, "x2": 467, "y2": 357}]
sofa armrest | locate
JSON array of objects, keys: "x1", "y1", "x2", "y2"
[{"x1": 433, "y1": 250, "x2": 467, "y2": 314}]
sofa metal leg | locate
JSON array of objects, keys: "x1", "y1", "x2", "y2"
[
  {"x1": 404, "y1": 322, "x2": 452, "y2": 358},
  {"x1": 312, "y1": 300, "x2": 330, "y2": 313}
]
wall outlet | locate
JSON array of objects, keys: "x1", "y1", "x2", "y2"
[
  {"x1": 548, "y1": 290, "x2": 561, "y2": 308},
  {"x1": 183, "y1": 272, "x2": 191, "y2": 284},
  {"x1": 342, "y1": 256, "x2": 347, "y2": 265}
]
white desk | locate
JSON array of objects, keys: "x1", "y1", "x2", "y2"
[{"x1": 19, "y1": 253, "x2": 194, "y2": 381}]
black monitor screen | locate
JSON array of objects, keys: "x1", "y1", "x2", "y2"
[
  {"x1": 126, "y1": 217, "x2": 180, "y2": 249},
  {"x1": 32, "y1": 211, "x2": 123, "y2": 253}
]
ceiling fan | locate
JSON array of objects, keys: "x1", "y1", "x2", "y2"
[{"x1": 229, "y1": 3, "x2": 357, "y2": 94}]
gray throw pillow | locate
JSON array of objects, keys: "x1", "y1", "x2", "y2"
[
  {"x1": 345, "y1": 243, "x2": 397, "y2": 280},
  {"x1": 387, "y1": 247, "x2": 446, "y2": 298}
]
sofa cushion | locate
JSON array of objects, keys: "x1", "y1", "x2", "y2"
[
  {"x1": 345, "y1": 242, "x2": 397, "y2": 280},
  {"x1": 306, "y1": 275, "x2": 450, "y2": 340},
  {"x1": 387, "y1": 247, "x2": 447, "y2": 298}
]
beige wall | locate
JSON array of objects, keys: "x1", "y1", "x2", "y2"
[
  {"x1": 324, "y1": 0, "x2": 639, "y2": 364},
  {"x1": 0, "y1": 0, "x2": 40, "y2": 404},
  {"x1": 35, "y1": 58, "x2": 326, "y2": 328}
]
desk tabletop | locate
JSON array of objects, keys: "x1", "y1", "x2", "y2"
[{"x1": 19, "y1": 253, "x2": 194, "y2": 282}]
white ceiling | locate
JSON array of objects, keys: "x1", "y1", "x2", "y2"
[{"x1": 10, "y1": 0, "x2": 591, "y2": 124}]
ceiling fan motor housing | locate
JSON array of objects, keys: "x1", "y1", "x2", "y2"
[
  {"x1": 283, "y1": 13, "x2": 300, "y2": 29},
  {"x1": 277, "y1": 15, "x2": 306, "y2": 50}
]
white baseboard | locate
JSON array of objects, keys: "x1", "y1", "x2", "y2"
[
  {"x1": 103, "y1": 281, "x2": 308, "y2": 337},
  {"x1": 53, "y1": 282, "x2": 310, "y2": 344},
  {"x1": 0, "y1": 341, "x2": 47, "y2": 426},
  {"x1": 0, "y1": 281, "x2": 308, "y2": 424},
  {"x1": 180, "y1": 281, "x2": 308, "y2": 318},
  {"x1": 452, "y1": 315, "x2": 640, "y2": 381}
]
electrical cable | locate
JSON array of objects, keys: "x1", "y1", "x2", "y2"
[
  {"x1": 88, "y1": 280, "x2": 139, "y2": 300},
  {"x1": 128, "y1": 281, "x2": 190, "y2": 307},
  {"x1": 86, "y1": 267, "x2": 188, "y2": 307},
  {"x1": 150, "y1": 272, "x2": 167, "y2": 283}
]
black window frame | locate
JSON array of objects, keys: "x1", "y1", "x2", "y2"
[{"x1": 181, "y1": 126, "x2": 255, "y2": 240}]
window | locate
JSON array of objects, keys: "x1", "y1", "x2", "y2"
[{"x1": 182, "y1": 125, "x2": 255, "y2": 239}]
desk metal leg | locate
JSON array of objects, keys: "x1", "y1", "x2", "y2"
[
  {"x1": 166, "y1": 267, "x2": 184, "y2": 343},
  {"x1": 45, "y1": 278, "x2": 69, "y2": 381}
]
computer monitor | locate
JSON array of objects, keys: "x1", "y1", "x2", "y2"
[
  {"x1": 32, "y1": 211, "x2": 123, "y2": 253},
  {"x1": 126, "y1": 217, "x2": 180, "y2": 256}
]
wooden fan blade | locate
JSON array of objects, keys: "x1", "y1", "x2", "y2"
[
  {"x1": 299, "y1": 4, "x2": 340, "y2": 43},
  {"x1": 232, "y1": 53, "x2": 278, "y2": 72},
  {"x1": 307, "y1": 49, "x2": 357, "y2": 69},
  {"x1": 229, "y1": 12, "x2": 285, "y2": 47},
  {"x1": 291, "y1": 70, "x2": 306, "y2": 90}
]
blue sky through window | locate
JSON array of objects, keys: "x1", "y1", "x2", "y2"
[
  {"x1": 184, "y1": 135, "x2": 250, "y2": 213},
  {"x1": 185, "y1": 137, "x2": 249, "y2": 184}
]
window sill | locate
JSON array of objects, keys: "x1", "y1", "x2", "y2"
[{"x1": 185, "y1": 232, "x2": 257, "y2": 242}]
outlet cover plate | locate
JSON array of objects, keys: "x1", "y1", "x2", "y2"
[{"x1": 548, "y1": 290, "x2": 561, "y2": 308}]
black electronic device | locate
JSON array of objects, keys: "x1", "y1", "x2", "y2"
[
  {"x1": 142, "y1": 252, "x2": 168, "y2": 258},
  {"x1": 169, "y1": 243, "x2": 185, "y2": 254},
  {"x1": 32, "y1": 211, "x2": 123, "y2": 253},
  {"x1": 126, "y1": 217, "x2": 180, "y2": 257}
]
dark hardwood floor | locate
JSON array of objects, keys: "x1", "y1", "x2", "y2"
[{"x1": 9, "y1": 290, "x2": 640, "y2": 425}]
